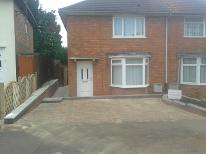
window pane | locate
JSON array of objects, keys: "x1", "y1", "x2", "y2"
[
  {"x1": 185, "y1": 23, "x2": 204, "y2": 37},
  {"x1": 126, "y1": 65, "x2": 143, "y2": 85},
  {"x1": 185, "y1": 18, "x2": 204, "y2": 22},
  {"x1": 145, "y1": 58, "x2": 149, "y2": 64},
  {"x1": 201, "y1": 57, "x2": 206, "y2": 64},
  {"x1": 200, "y1": 65, "x2": 206, "y2": 83},
  {"x1": 112, "y1": 60, "x2": 121, "y2": 64},
  {"x1": 145, "y1": 65, "x2": 149, "y2": 85},
  {"x1": 183, "y1": 66, "x2": 196, "y2": 83},
  {"x1": 114, "y1": 17, "x2": 122, "y2": 36},
  {"x1": 136, "y1": 18, "x2": 144, "y2": 36},
  {"x1": 126, "y1": 58, "x2": 143, "y2": 64},
  {"x1": 183, "y1": 57, "x2": 197, "y2": 64},
  {"x1": 112, "y1": 66, "x2": 122, "y2": 85},
  {"x1": 124, "y1": 17, "x2": 135, "y2": 36}
]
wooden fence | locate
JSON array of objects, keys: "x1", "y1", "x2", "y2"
[{"x1": 0, "y1": 73, "x2": 37, "y2": 119}]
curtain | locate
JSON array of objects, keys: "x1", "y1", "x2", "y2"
[
  {"x1": 126, "y1": 58, "x2": 143, "y2": 64},
  {"x1": 124, "y1": 17, "x2": 135, "y2": 36},
  {"x1": 183, "y1": 57, "x2": 197, "y2": 64},
  {"x1": 112, "y1": 65, "x2": 122, "y2": 85},
  {"x1": 136, "y1": 18, "x2": 144, "y2": 36},
  {"x1": 114, "y1": 17, "x2": 122, "y2": 36},
  {"x1": 200, "y1": 65, "x2": 206, "y2": 83},
  {"x1": 183, "y1": 66, "x2": 196, "y2": 82},
  {"x1": 145, "y1": 65, "x2": 149, "y2": 85},
  {"x1": 126, "y1": 65, "x2": 143, "y2": 85},
  {"x1": 185, "y1": 23, "x2": 204, "y2": 37}
]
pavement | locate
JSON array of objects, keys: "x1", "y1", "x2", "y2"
[{"x1": 1, "y1": 98, "x2": 206, "y2": 154}]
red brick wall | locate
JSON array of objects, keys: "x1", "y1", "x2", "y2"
[
  {"x1": 167, "y1": 17, "x2": 206, "y2": 99},
  {"x1": 67, "y1": 16, "x2": 166, "y2": 96},
  {"x1": 14, "y1": 3, "x2": 34, "y2": 54},
  {"x1": 67, "y1": 15, "x2": 206, "y2": 98}
]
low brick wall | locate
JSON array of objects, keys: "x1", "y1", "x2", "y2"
[
  {"x1": 181, "y1": 85, "x2": 206, "y2": 100},
  {"x1": 4, "y1": 79, "x2": 59, "y2": 124}
]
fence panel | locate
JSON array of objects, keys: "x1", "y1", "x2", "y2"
[
  {"x1": 0, "y1": 73, "x2": 37, "y2": 118},
  {"x1": 4, "y1": 83, "x2": 14, "y2": 115},
  {"x1": 0, "y1": 83, "x2": 5, "y2": 119}
]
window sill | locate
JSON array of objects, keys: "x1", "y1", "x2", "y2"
[
  {"x1": 112, "y1": 36, "x2": 146, "y2": 39},
  {"x1": 110, "y1": 84, "x2": 150, "y2": 89},
  {"x1": 184, "y1": 36, "x2": 206, "y2": 39},
  {"x1": 180, "y1": 83, "x2": 206, "y2": 86}
]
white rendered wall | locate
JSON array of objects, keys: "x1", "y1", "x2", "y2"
[{"x1": 0, "y1": 0, "x2": 16, "y2": 84}]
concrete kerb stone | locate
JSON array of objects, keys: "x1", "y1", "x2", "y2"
[
  {"x1": 63, "y1": 94, "x2": 162, "y2": 100},
  {"x1": 42, "y1": 94, "x2": 162, "y2": 103},
  {"x1": 4, "y1": 79, "x2": 59, "y2": 124},
  {"x1": 162, "y1": 95, "x2": 206, "y2": 117}
]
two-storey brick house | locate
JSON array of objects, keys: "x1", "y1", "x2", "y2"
[{"x1": 59, "y1": 0, "x2": 206, "y2": 99}]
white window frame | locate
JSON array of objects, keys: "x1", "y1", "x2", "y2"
[
  {"x1": 184, "y1": 17, "x2": 206, "y2": 38},
  {"x1": 181, "y1": 56, "x2": 206, "y2": 85},
  {"x1": 111, "y1": 57, "x2": 149, "y2": 88},
  {"x1": 113, "y1": 16, "x2": 146, "y2": 38}
]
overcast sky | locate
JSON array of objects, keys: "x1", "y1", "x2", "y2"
[{"x1": 39, "y1": 0, "x2": 84, "y2": 47}]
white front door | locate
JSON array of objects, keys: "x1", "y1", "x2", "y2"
[
  {"x1": 0, "y1": 47, "x2": 6, "y2": 83},
  {"x1": 77, "y1": 61, "x2": 93, "y2": 97}
]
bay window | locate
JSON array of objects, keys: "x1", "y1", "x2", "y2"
[
  {"x1": 184, "y1": 17, "x2": 206, "y2": 37},
  {"x1": 181, "y1": 56, "x2": 206, "y2": 85},
  {"x1": 111, "y1": 57, "x2": 149, "y2": 88},
  {"x1": 113, "y1": 16, "x2": 145, "y2": 38}
]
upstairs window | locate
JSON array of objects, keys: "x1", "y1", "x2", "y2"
[
  {"x1": 181, "y1": 56, "x2": 206, "y2": 85},
  {"x1": 184, "y1": 18, "x2": 206, "y2": 37},
  {"x1": 113, "y1": 16, "x2": 145, "y2": 38}
]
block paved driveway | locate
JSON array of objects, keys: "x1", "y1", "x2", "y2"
[{"x1": 1, "y1": 98, "x2": 206, "y2": 154}]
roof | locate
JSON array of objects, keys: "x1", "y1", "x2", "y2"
[
  {"x1": 59, "y1": 0, "x2": 206, "y2": 16},
  {"x1": 15, "y1": 0, "x2": 37, "y2": 28},
  {"x1": 59, "y1": 0, "x2": 206, "y2": 28}
]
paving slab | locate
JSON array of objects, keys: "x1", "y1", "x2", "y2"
[{"x1": 1, "y1": 98, "x2": 206, "y2": 154}]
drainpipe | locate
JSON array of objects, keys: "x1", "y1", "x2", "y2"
[{"x1": 165, "y1": 17, "x2": 168, "y2": 90}]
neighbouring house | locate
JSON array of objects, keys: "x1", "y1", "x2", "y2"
[
  {"x1": 0, "y1": 0, "x2": 37, "y2": 85},
  {"x1": 59, "y1": 0, "x2": 206, "y2": 99}
]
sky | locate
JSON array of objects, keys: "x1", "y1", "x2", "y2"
[{"x1": 39, "y1": 0, "x2": 84, "y2": 47}]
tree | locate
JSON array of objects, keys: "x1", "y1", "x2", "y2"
[
  {"x1": 56, "y1": 47, "x2": 68, "y2": 64},
  {"x1": 34, "y1": 9, "x2": 62, "y2": 58},
  {"x1": 26, "y1": 0, "x2": 67, "y2": 62}
]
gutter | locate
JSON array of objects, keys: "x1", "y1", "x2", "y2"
[
  {"x1": 15, "y1": 0, "x2": 38, "y2": 28},
  {"x1": 23, "y1": 0, "x2": 38, "y2": 27}
]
